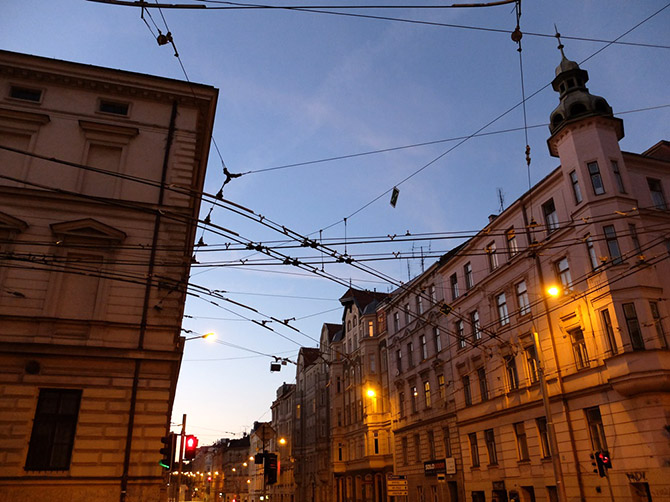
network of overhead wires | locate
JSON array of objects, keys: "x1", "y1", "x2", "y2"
[{"x1": 3, "y1": 0, "x2": 669, "y2": 439}]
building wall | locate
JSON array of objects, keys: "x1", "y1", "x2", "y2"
[{"x1": 0, "y1": 50, "x2": 217, "y2": 502}]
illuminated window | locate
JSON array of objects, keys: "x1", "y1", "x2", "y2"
[{"x1": 423, "y1": 381, "x2": 431, "y2": 408}]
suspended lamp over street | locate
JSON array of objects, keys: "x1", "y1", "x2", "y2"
[
  {"x1": 547, "y1": 286, "x2": 560, "y2": 297},
  {"x1": 184, "y1": 331, "x2": 216, "y2": 342}
]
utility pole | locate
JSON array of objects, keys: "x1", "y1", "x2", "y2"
[{"x1": 175, "y1": 414, "x2": 186, "y2": 502}]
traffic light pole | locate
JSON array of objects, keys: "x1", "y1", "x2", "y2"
[{"x1": 175, "y1": 414, "x2": 186, "y2": 502}]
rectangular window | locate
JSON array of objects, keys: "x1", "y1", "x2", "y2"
[
  {"x1": 570, "y1": 327, "x2": 589, "y2": 369},
  {"x1": 570, "y1": 170, "x2": 583, "y2": 203},
  {"x1": 414, "y1": 434, "x2": 421, "y2": 463},
  {"x1": 600, "y1": 308, "x2": 618, "y2": 354},
  {"x1": 585, "y1": 406, "x2": 608, "y2": 451},
  {"x1": 404, "y1": 304, "x2": 411, "y2": 325},
  {"x1": 420, "y1": 334, "x2": 428, "y2": 360},
  {"x1": 393, "y1": 312, "x2": 400, "y2": 332},
  {"x1": 486, "y1": 241, "x2": 499, "y2": 271},
  {"x1": 603, "y1": 225, "x2": 622, "y2": 264},
  {"x1": 416, "y1": 295, "x2": 424, "y2": 315},
  {"x1": 368, "y1": 320, "x2": 374, "y2": 337},
  {"x1": 398, "y1": 391, "x2": 405, "y2": 418},
  {"x1": 556, "y1": 257, "x2": 572, "y2": 293},
  {"x1": 434, "y1": 327, "x2": 442, "y2": 353},
  {"x1": 470, "y1": 310, "x2": 481, "y2": 341},
  {"x1": 427, "y1": 430, "x2": 436, "y2": 460},
  {"x1": 407, "y1": 342, "x2": 415, "y2": 368},
  {"x1": 457, "y1": 320, "x2": 466, "y2": 349},
  {"x1": 514, "y1": 422, "x2": 530, "y2": 461},
  {"x1": 443, "y1": 427, "x2": 452, "y2": 457},
  {"x1": 611, "y1": 160, "x2": 625, "y2": 193},
  {"x1": 588, "y1": 161, "x2": 605, "y2": 195},
  {"x1": 462, "y1": 375, "x2": 472, "y2": 406},
  {"x1": 373, "y1": 431, "x2": 379, "y2": 454},
  {"x1": 477, "y1": 367, "x2": 488, "y2": 402},
  {"x1": 496, "y1": 292, "x2": 509, "y2": 326},
  {"x1": 536, "y1": 417, "x2": 551, "y2": 458},
  {"x1": 542, "y1": 198, "x2": 559, "y2": 234},
  {"x1": 516, "y1": 280, "x2": 530, "y2": 316},
  {"x1": 648, "y1": 178, "x2": 667, "y2": 209},
  {"x1": 525, "y1": 344, "x2": 539, "y2": 384},
  {"x1": 585, "y1": 234, "x2": 599, "y2": 271},
  {"x1": 430, "y1": 285, "x2": 437, "y2": 303},
  {"x1": 468, "y1": 432, "x2": 480, "y2": 467},
  {"x1": 464, "y1": 262, "x2": 474, "y2": 289},
  {"x1": 99, "y1": 99, "x2": 129, "y2": 115},
  {"x1": 506, "y1": 227, "x2": 519, "y2": 257},
  {"x1": 423, "y1": 381, "x2": 431, "y2": 408},
  {"x1": 401, "y1": 436, "x2": 408, "y2": 465},
  {"x1": 369, "y1": 353, "x2": 376, "y2": 373},
  {"x1": 410, "y1": 386, "x2": 418, "y2": 413},
  {"x1": 396, "y1": 349, "x2": 403, "y2": 373},
  {"x1": 650, "y1": 301, "x2": 668, "y2": 348},
  {"x1": 629, "y1": 224, "x2": 641, "y2": 254},
  {"x1": 25, "y1": 389, "x2": 82, "y2": 471},
  {"x1": 505, "y1": 356, "x2": 519, "y2": 391},
  {"x1": 622, "y1": 302, "x2": 645, "y2": 350},
  {"x1": 484, "y1": 428, "x2": 498, "y2": 465},
  {"x1": 438, "y1": 374, "x2": 446, "y2": 402},
  {"x1": 10, "y1": 85, "x2": 43, "y2": 102},
  {"x1": 450, "y1": 273, "x2": 459, "y2": 300}
]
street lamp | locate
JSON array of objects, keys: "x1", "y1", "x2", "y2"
[{"x1": 184, "y1": 331, "x2": 216, "y2": 342}]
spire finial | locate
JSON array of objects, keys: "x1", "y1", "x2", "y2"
[{"x1": 554, "y1": 25, "x2": 566, "y2": 58}]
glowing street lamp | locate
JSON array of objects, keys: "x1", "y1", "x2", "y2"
[
  {"x1": 278, "y1": 437, "x2": 287, "y2": 446},
  {"x1": 547, "y1": 286, "x2": 560, "y2": 297},
  {"x1": 366, "y1": 388, "x2": 376, "y2": 398},
  {"x1": 184, "y1": 331, "x2": 216, "y2": 342}
]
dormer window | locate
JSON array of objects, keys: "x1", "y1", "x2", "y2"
[{"x1": 9, "y1": 85, "x2": 42, "y2": 102}]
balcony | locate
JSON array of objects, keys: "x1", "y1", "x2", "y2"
[{"x1": 605, "y1": 349, "x2": 670, "y2": 396}]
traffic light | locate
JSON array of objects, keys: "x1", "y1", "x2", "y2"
[
  {"x1": 184, "y1": 435, "x2": 198, "y2": 460},
  {"x1": 159, "y1": 433, "x2": 176, "y2": 470},
  {"x1": 591, "y1": 451, "x2": 612, "y2": 477},
  {"x1": 599, "y1": 451, "x2": 612, "y2": 472},
  {"x1": 264, "y1": 452, "x2": 278, "y2": 485},
  {"x1": 254, "y1": 452, "x2": 265, "y2": 464}
]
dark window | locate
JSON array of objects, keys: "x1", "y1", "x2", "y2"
[
  {"x1": 398, "y1": 391, "x2": 405, "y2": 418},
  {"x1": 470, "y1": 310, "x2": 481, "y2": 341},
  {"x1": 585, "y1": 406, "x2": 608, "y2": 451},
  {"x1": 462, "y1": 376, "x2": 472, "y2": 406},
  {"x1": 486, "y1": 241, "x2": 499, "y2": 271},
  {"x1": 468, "y1": 432, "x2": 479, "y2": 467},
  {"x1": 600, "y1": 308, "x2": 618, "y2": 355},
  {"x1": 443, "y1": 427, "x2": 452, "y2": 457},
  {"x1": 434, "y1": 327, "x2": 442, "y2": 353},
  {"x1": 401, "y1": 436, "x2": 408, "y2": 465},
  {"x1": 570, "y1": 328, "x2": 589, "y2": 370},
  {"x1": 611, "y1": 160, "x2": 625, "y2": 193},
  {"x1": 536, "y1": 417, "x2": 551, "y2": 458},
  {"x1": 648, "y1": 178, "x2": 667, "y2": 209},
  {"x1": 516, "y1": 280, "x2": 530, "y2": 316},
  {"x1": 514, "y1": 422, "x2": 530, "y2": 461},
  {"x1": 477, "y1": 367, "x2": 488, "y2": 402},
  {"x1": 10, "y1": 85, "x2": 43, "y2": 102},
  {"x1": 556, "y1": 257, "x2": 572, "y2": 293},
  {"x1": 588, "y1": 161, "x2": 605, "y2": 195},
  {"x1": 585, "y1": 234, "x2": 599, "y2": 270},
  {"x1": 484, "y1": 428, "x2": 498, "y2": 465},
  {"x1": 650, "y1": 301, "x2": 668, "y2": 348},
  {"x1": 427, "y1": 430, "x2": 435, "y2": 459},
  {"x1": 496, "y1": 292, "x2": 509, "y2": 326},
  {"x1": 99, "y1": 100, "x2": 129, "y2": 115},
  {"x1": 420, "y1": 335, "x2": 427, "y2": 360},
  {"x1": 629, "y1": 224, "x2": 641, "y2": 254},
  {"x1": 603, "y1": 225, "x2": 622, "y2": 264},
  {"x1": 622, "y1": 302, "x2": 645, "y2": 350},
  {"x1": 542, "y1": 199, "x2": 559, "y2": 234},
  {"x1": 457, "y1": 320, "x2": 466, "y2": 349},
  {"x1": 414, "y1": 434, "x2": 421, "y2": 463},
  {"x1": 464, "y1": 262, "x2": 474, "y2": 289},
  {"x1": 396, "y1": 349, "x2": 402, "y2": 373},
  {"x1": 505, "y1": 356, "x2": 519, "y2": 390},
  {"x1": 525, "y1": 344, "x2": 539, "y2": 384},
  {"x1": 407, "y1": 342, "x2": 414, "y2": 368},
  {"x1": 25, "y1": 389, "x2": 82, "y2": 471},
  {"x1": 569, "y1": 170, "x2": 583, "y2": 204}
]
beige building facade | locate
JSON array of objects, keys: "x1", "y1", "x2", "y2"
[
  {"x1": 0, "y1": 50, "x2": 217, "y2": 502},
  {"x1": 384, "y1": 53, "x2": 670, "y2": 502}
]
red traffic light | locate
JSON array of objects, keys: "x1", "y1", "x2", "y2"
[{"x1": 184, "y1": 435, "x2": 199, "y2": 460}]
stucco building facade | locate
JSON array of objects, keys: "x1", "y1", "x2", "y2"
[{"x1": 0, "y1": 50, "x2": 217, "y2": 502}]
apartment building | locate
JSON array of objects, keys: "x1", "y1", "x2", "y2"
[
  {"x1": 217, "y1": 436, "x2": 252, "y2": 502},
  {"x1": 329, "y1": 288, "x2": 393, "y2": 502},
  {"x1": 0, "y1": 51, "x2": 217, "y2": 502},
  {"x1": 384, "y1": 52, "x2": 670, "y2": 502},
  {"x1": 270, "y1": 382, "x2": 296, "y2": 502}
]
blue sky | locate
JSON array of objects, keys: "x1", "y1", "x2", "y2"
[{"x1": 2, "y1": 0, "x2": 669, "y2": 443}]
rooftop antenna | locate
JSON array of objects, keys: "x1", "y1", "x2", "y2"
[{"x1": 497, "y1": 187, "x2": 505, "y2": 213}]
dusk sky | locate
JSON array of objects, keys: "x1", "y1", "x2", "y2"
[{"x1": 2, "y1": 0, "x2": 668, "y2": 444}]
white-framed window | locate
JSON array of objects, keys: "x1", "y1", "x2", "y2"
[
  {"x1": 585, "y1": 234, "x2": 599, "y2": 270},
  {"x1": 648, "y1": 178, "x2": 667, "y2": 209},
  {"x1": 555, "y1": 257, "x2": 572, "y2": 293},
  {"x1": 496, "y1": 292, "x2": 509, "y2": 326},
  {"x1": 516, "y1": 280, "x2": 530, "y2": 316},
  {"x1": 470, "y1": 310, "x2": 481, "y2": 341},
  {"x1": 570, "y1": 327, "x2": 589, "y2": 369},
  {"x1": 603, "y1": 225, "x2": 622, "y2": 264},
  {"x1": 420, "y1": 334, "x2": 428, "y2": 360},
  {"x1": 434, "y1": 327, "x2": 442, "y2": 353},
  {"x1": 486, "y1": 242, "x2": 499, "y2": 271},
  {"x1": 569, "y1": 170, "x2": 583, "y2": 203},
  {"x1": 456, "y1": 320, "x2": 466, "y2": 348},
  {"x1": 542, "y1": 198, "x2": 559, "y2": 234},
  {"x1": 450, "y1": 273, "x2": 459, "y2": 300},
  {"x1": 505, "y1": 355, "x2": 519, "y2": 390},
  {"x1": 506, "y1": 227, "x2": 519, "y2": 257},
  {"x1": 464, "y1": 262, "x2": 474, "y2": 289},
  {"x1": 588, "y1": 161, "x2": 605, "y2": 195}
]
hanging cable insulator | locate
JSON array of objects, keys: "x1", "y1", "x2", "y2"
[
  {"x1": 511, "y1": 26, "x2": 522, "y2": 43},
  {"x1": 525, "y1": 144, "x2": 531, "y2": 167}
]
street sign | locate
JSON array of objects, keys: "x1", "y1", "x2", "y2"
[
  {"x1": 445, "y1": 457, "x2": 456, "y2": 475},
  {"x1": 387, "y1": 474, "x2": 408, "y2": 495}
]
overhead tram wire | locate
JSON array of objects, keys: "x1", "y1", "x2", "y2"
[{"x1": 313, "y1": 3, "x2": 670, "y2": 235}]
